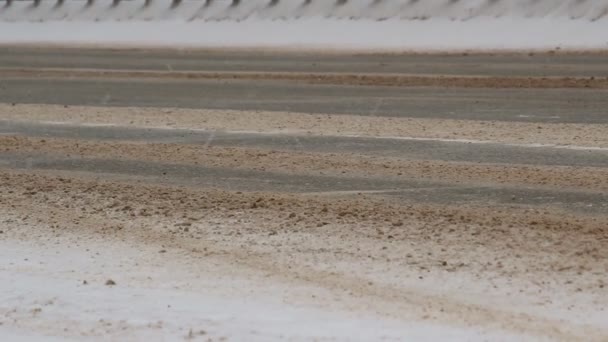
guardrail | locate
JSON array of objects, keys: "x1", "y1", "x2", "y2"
[{"x1": 2, "y1": 0, "x2": 607, "y2": 22}]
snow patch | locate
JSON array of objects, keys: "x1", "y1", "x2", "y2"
[{"x1": 0, "y1": 232, "x2": 526, "y2": 341}]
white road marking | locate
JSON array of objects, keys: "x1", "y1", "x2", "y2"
[
  {"x1": 6, "y1": 120, "x2": 608, "y2": 151},
  {"x1": 301, "y1": 186, "x2": 463, "y2": 196}
]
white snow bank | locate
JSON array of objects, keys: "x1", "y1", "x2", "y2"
[
  {"x1": 0, "y1": 0, "x2": 607, "y2": 52},
  {"x1": 1, "y1": 18, "x2": 607, "y2": 51},
  {"x1": 0, "y1": 236, "x2": 526, "y2": 341}
]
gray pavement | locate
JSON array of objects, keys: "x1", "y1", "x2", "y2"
[
  {"x1": 2, "y1": 152, "x2": 606, "y2": 215},
  {"x1": 1, "y1": 47, "x2": 607, "y2": 216},
  {"x1": 2, "y1": 47, "x2": 607, "y2": 124},
  {"x1": 2, "y1": 46, "x2": 608, "y2": 77},
  {"x1": 2, "y1": 120, "x2": 608, "y2": 168},
  {"x1": 2, "y1": 78, "x2": 608, "y2": 123},
  {"x1": 2, "y1": 120, "x2": 608, "y2": 215}
]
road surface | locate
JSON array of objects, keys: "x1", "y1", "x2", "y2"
[{"x1": 1, "y1": 47, "x2": 607, "y2": 341}]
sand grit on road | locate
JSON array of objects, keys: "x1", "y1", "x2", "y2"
[
  {"x1": 1, "y1": 170, "x2": 607, "y2": 340},
  {"x1": 2, "y1": 103, "x2": 608, "y2": 148},
  {"x1": 2, "y1": 46, "x2": 608, "y2": 340},
  {"x1": 2, "y1": 78, "x2": 607, "y2": 339},
  {"x1": 3, "y1": 135, "x2": 608, "y2": 191},
  {"x1": 3, "y1": 68, "x2": 608, "y2": 89}
]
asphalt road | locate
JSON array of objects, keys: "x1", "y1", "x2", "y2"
[
  {"x1": 2, "y1": 78, "x2": 608, "y2": 123},
  {"x1": 2, "y1": 48, "x2": 607, "y2": 342},
  {"x1": 2, "y1": 120, "x2": 607, "y2": 215},
  {"x1": 2, "y1": 46, "x2": 608, "y2": 77},
  {"x1": 2, "y1": 47, "x2": 608, "y2": 123},
  {"x1": 2, "y1": 150, "x2": 607, "y2": 215},
  {"x1": 3, "y1": 120, "x2": 608, "y2": 168},
  {"x1": 1, "y1": 47, "x2": 607, "y2": 215}
]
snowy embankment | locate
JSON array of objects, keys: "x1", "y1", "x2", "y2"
[
  {"x1": 0, "y1": 0, "x2": 607, "y2": 51},
  {"x1": 0, "y1": 219, "x2": 525, "y2": 341}
]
